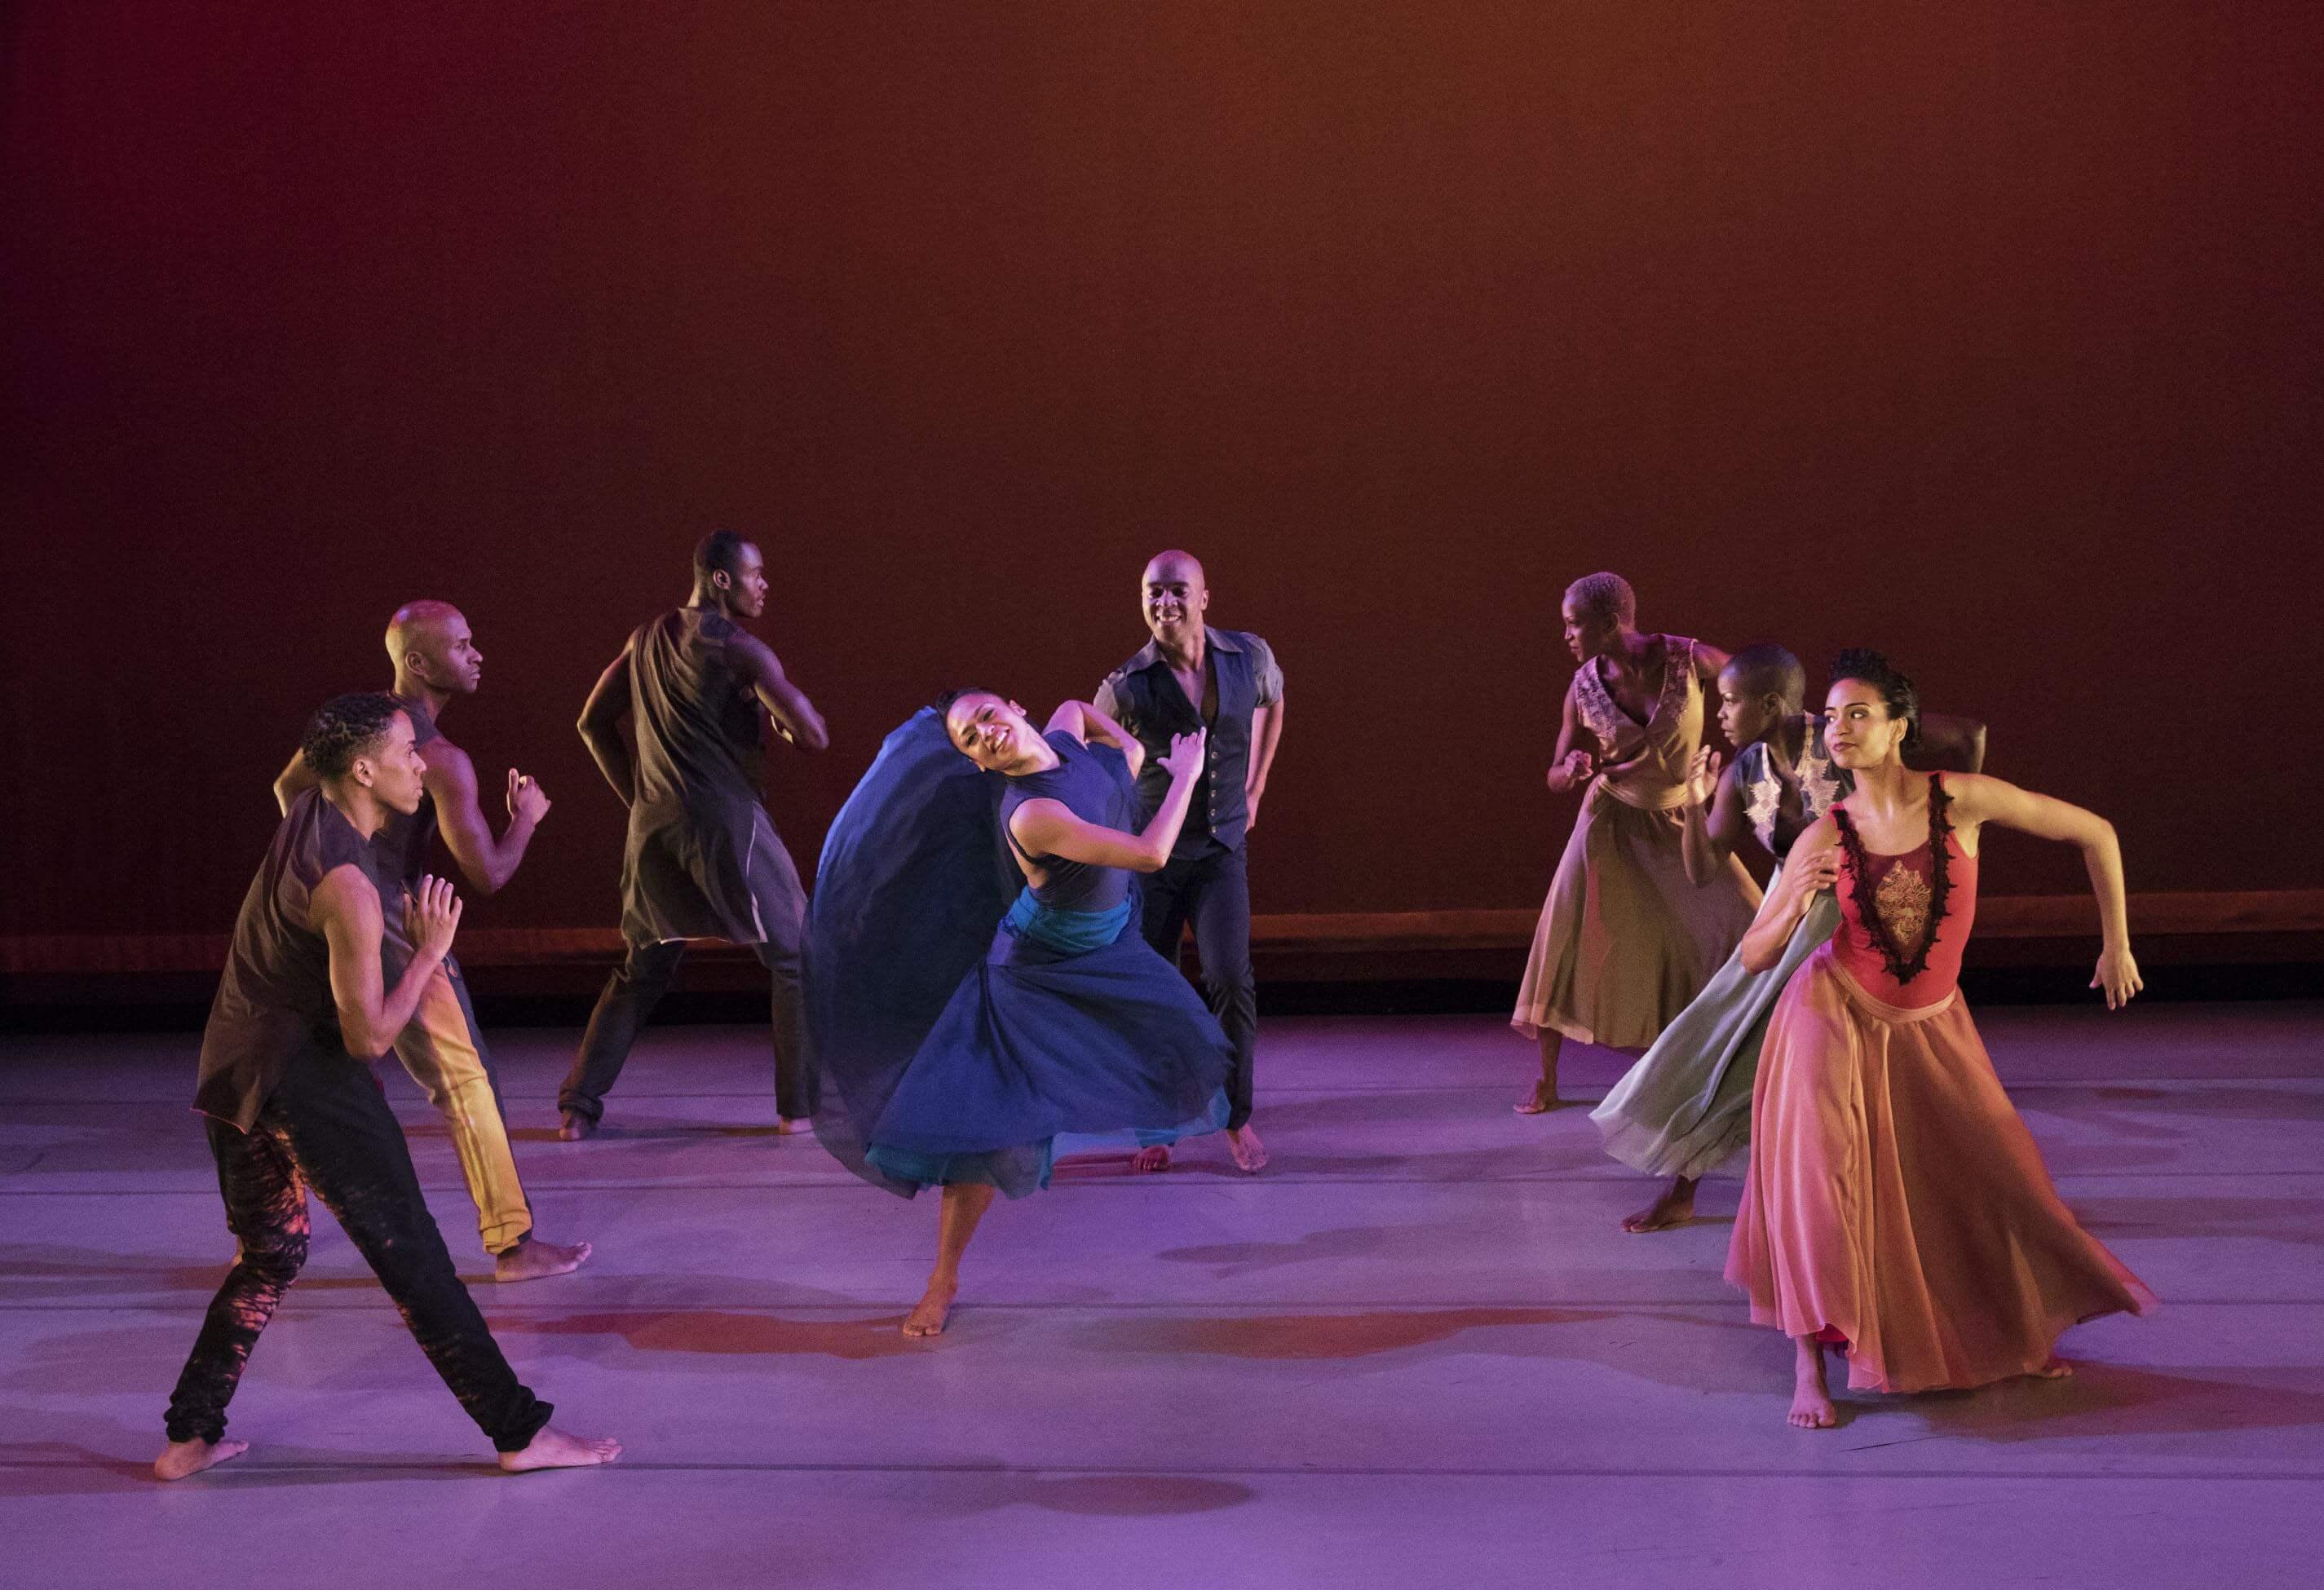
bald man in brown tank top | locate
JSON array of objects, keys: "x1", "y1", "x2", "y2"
[
  {"x1": 559, "y1": 530, "x2": 830, "y2": 1138},
  {"x1": 272, "y1": 601, "x2": 590, "y2": 1282}
]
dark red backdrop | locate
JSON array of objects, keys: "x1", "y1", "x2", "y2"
[{"x1": 6, "y1": 2, "x2": 2318, "y2": 943}]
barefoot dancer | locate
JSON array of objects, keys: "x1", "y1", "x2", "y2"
[
  {"x1": 1513, "y1": 573, "x2": 1759, "y2": 1111},
  {"x1": 160, "y1": 695, "x2": 618, "y2": 1480},
  {"x1": 1094, "y1": 550, "x2": 1285, "y2": 1173},
  {"x1": 806, "y1": 695, "x2": 1231, "y2": 1337},
  {"x1": 562, "y1": 531, "x2": 828, "y2": 1138},
  {"x1": 272, "y1": 602, "x2": 589, "y2": 1281},
  {"x1": 1593, "y1": 646, "x2": 1986, "y2": 1232},
  {"x1": 1725, "y1": 651, "x2": 2153, "y2": 1429}
]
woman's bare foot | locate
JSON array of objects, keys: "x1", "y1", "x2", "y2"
[
  {"x1": 1512, "y1": 1093, "x2": 1562, "y2": 1115},
  {"x1": 2032, "y1": 1358, "x2": 2074, "y2": 1380},
  {"x1": 775, "y1": 1115, "x2": 813, "y2": 1135},
  {"x1": 557, "y1": 1111, "x2": 595, "y2": 1142},
  {"x1": 498, "y1": 1426, "x2": 622, "y2": 1473},
  {"x1": 1225, "y1": 1124, "x2": 1268, "y2": 1173},
  {"x1": 1789, "y1": 1337, "x2": 1839, "y2": 1429},
  {"x1": 154, "y1": 1436, "x2": 246, "y2": 1481},
  {"x1": 493, "y1": 1236, "x2": 592, "y2": 1283},
  {"x1": 902, "y1": 1281, "x2": 958, "y2": 1337},
  {"x1": 1128, "y1": 1146, "x2": 1171, "y2": 1173},
  {"x1": 1620, "y1": 1176, "x2": 1697, "y2": 1233}
]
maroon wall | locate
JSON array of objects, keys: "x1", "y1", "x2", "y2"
[{"x1": 5, "y1": 2, "x2": 2318, "y2": 942}]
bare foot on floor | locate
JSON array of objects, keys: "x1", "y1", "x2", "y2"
[
  {"x1": 1128, "y1": 1146, "x2": 1171, "y2": 1173},
  {"x1": 499, "y1": 1426, "x2": 622, "y2": 1473},
  {"x1": 1790, "y1": 1340, "x2": 1839, "y2": 1429},
  {"x1": 1620, "y1": 1177, "x2": 1697, "y2": 1233},
  {"x1": 902, "y1": 1283, "x2": 958, "y2": 1337},
  {"x1": 557, "y1": 1111, "x2": 595, "y2": 1142},
  {"x1": 154, "y1": 1437, "x2": 246, "y2": 1481},
  {"x1": 2032, "y1": 1358, "x2": 2074, "y2": 1380},
  {"x1": 494, "y1": 1237, "x2": 592, "y2": 1283},
  {"x1": 1225, "y1": 1125, "x2": 1268, "y2": 1173},
  {"x1": 1511, "y1": 1095, "x2": 1563, "y2": 1115},
  {"x1": 775, "y1": 1115, "x2": 814, "y2": 1135}
]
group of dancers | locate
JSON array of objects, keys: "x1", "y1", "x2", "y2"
[
  {"x1": 1521, "y1": 572, "x2": 2150, "y2": 1427},
  {"x1": 153, "y1": 537, "x2": 2147, "y2": 1480}
]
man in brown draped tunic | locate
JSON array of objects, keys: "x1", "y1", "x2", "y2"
[{"x1": 560, "y1": 531, "x2": 829, "y2": 1138}]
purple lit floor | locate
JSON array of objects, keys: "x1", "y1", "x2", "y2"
[{"x1": 4, "y1": 1003, "x2": 2322, "y2": 1588}]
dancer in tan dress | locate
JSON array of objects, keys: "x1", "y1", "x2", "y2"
[{"x1": 1513, "y1": 573, "x2": 1761, "y2": 1111}]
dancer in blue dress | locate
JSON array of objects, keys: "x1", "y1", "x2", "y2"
[{"x1": 807, "y1": 691, "x2": 1230, "y2": 1336}]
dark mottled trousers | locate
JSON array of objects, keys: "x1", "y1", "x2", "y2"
[
  {"x1": 560, "y1": 936, "x2": 811, "y2": 1123},
  {"x1": 1140, "y1": 843, "x2": 1258, "y2": 1131},
  {"x1": 163, "y1": 1045, "x2": 551, "y2": 1452}
]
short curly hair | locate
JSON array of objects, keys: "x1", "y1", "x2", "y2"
[
  {"x1": 302, "y1": 691, "x2": 406, "y2": 780},
  {"x1": 1563, "y1": 571, "x2": 1636, "y2": 628},
  {"x1": 1828, "y1": 648, "x2": 1921, "y2": 751}
]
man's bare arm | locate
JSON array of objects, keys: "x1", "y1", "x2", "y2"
[
  {"x1": 423, "y1": 740, "x2": 549, "y2": 897},
  {"x1": 272, "y1": 749, "x2": 320, "y2": 817},
  {"x1": 316, "y1": 870, "x2": 461, "y2": 1058},
  {"x1": 733, "y1": 635, "x2": 828, "y2": 752},
  {"x1": 1246, "y1": 698, "x2": 1285, "y2": 831},
  {"x1": 577, "y1": 649, "x2": 637, "y2": 802}
]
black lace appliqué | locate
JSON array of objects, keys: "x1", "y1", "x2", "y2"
[{"x1": 1834, "y1": 773, "x2": 1954, "y2": 987}]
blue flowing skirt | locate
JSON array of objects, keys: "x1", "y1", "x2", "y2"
[{"x1": 807, "y1": 709, "x2": 1231, "y2": 1200}]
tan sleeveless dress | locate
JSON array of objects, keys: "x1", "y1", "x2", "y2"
[{"x1": 1513, "y1": 636, "x2": 1761, "y2": 1049}]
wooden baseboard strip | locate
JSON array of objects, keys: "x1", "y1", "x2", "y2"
[{"x1": 5, "y1": 890, "x2": 2320, "y2": 977}]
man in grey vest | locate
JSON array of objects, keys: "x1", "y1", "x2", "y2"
[{"x1": 1094, "y1": 550, "x2": 1285, "y2": 1173}]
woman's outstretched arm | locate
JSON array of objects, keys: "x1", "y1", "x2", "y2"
[
  {"x1": 1739, "y1": 815, "x2": 1840, "y2": 972},
  {"x1": 1948, "y1": 774, "x2": 2141, "y2": 1007},
  {"x1": 1010, "y1": 731, "x2": 1204, "y2": 873},
  {"x1": 1047, "y1": 700, "x2": 1147, "y2": 781}
]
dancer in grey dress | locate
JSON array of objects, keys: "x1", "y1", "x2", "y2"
[{"x1": 1594, "y1": 645, "x2": 1984, "y2": 1231}]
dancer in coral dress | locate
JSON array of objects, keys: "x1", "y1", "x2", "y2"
[{"x1": 1726, "y1": 650, "x2": 2154, "y2": 1428}]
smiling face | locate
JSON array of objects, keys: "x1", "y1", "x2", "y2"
[
  {"x1": 944, "y1": 691, "x2": 1039, "y2": 771},
  {"x1": 1141, "y1": 552, "x2": 1208, "y2": 649},
  {"x1": 1822, "y1": 679, "x2": 1911, "y2": 771},
  {"x1": 1716, "y1": 664, "x2": 1784, "y2": 749}
]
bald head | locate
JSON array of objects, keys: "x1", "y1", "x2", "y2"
[
  {"x1": 384, "y1": 600, "x2": 482, "y2": 699},
  {"x1": 1140, "y1": 550, "x2": 1210, "y2": 648}
]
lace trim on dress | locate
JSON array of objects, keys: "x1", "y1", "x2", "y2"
[
  {"x1": 1572, "y1": 635, "x2": 1692, "y2": 757},
  {"x1": 1834, "y1": 773, "x2": 1955, "y2": 987}
]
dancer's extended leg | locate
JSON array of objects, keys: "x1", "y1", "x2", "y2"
[{"x1": 904, "y1": 1182, "x2": 996, "y2": 1338}]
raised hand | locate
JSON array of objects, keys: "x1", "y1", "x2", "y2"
[
  {"x1": 2092, "y1": 944, "x2": 2144, "y2": 1010},
  {"x1": 404, "y1": 874, "x2": 465, "y2": 962},
  {"x1": 1686, "y1": 745, "x2": 1724, "y2": 806},
  {"x1": 1159, "y1": 729, "x2": 1208, "y2": 781},
  {"x1": 506, "y1": 768, "x2": 552, "y2": 824}
]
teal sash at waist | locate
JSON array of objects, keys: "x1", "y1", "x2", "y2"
[{"x1": 1001, "y1": 888, "x2": 1133, "y2": 954}]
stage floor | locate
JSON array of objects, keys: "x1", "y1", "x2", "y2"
[{"x1": 3, "y1": 1002, "x2": 2322, "y2": 1588}]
